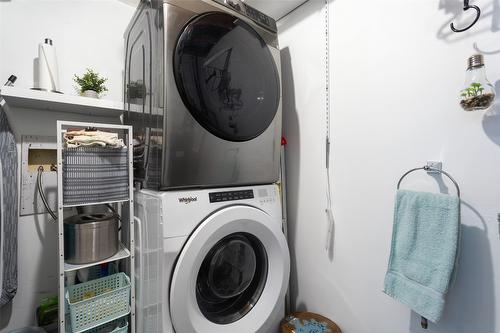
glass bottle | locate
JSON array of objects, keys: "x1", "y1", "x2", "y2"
[{"x1": 459, "y1": 54, "x2": 495, "y2": 111}]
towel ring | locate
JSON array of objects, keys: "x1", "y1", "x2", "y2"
[
  {"x1": 397, "y1": 166, "x2": 461, "y2": 329},
  {"x1": 397, "y1": 166, "x2": 461, "y2": 198}
]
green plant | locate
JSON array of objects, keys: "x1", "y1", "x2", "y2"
[
  {"x1": 73, "y1": 68, "x2": 108, "y2": 95},
  {"x1": 460, "y1": 82, "x2": 484, "y2": 99}
]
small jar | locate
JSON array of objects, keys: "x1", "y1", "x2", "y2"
[{"x1": 459, "y1": 54, "x2": 495, "y2": 111}]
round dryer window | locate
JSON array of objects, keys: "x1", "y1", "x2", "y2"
[
  {"x1": 173, "y1": 12, "x2": 281, "y2": 142},
  {"x1": 169, "y1": 206, "x2": 290, "y2": 333}
]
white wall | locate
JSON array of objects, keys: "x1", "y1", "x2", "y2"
[
  {"x1": 0, "y1": 0, "x2": 134, "y2": 101},
  {"x1": 279, "y1": 0, "x2": 500, "y2": 332},
  {"x1": 0, "y1": 1, "x2": 135, "y2": 330}
]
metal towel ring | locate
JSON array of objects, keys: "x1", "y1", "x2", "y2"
[
  {"x1": 397, "y1": 165, "x2": 461, "y2": 198},
  {"x1": 397, "y1": 166, "x2": 461, "y2": 329}
]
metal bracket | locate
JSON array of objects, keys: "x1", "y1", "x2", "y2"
[{"x1": 426, "y1": 161, "x2": 442, "y2": 174}]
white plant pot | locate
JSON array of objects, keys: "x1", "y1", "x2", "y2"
[{"x1": 82, "y1": 90, "x2": 98, "y2": 98}]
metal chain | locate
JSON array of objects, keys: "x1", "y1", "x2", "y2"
[
  {"x1": 325, "y1": 0, "x2": 331, "y2": 156},
  {"x1": 324, "y1": 0, "x2": 335, "y2": 252}
]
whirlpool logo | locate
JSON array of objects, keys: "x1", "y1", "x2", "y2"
[{"x1": 178, "y1": 197, "x2": 198, "y2": 204}]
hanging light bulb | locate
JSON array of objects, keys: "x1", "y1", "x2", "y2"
[{"x1": 459, "y1": 54, "x2": 495, "y2": 111}]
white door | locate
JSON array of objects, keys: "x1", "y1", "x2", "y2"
[{"x1": 170, "y1": 205, "x2": 289, "y2": 333}]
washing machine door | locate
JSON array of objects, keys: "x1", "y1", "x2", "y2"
[
  {"x1": 170, "y1": 206, "x2": 289, "y2": 333},
  {"x1": 173, "y1": 12, "x2": 281, "y2": 142}
]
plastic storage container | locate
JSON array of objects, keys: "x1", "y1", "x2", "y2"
[
  {"x1": 65, "y1": 273, "x2": 130, "y2": 332},
  {"x1": 85, "y1": 317, "x2": 128, "y2": 333}
]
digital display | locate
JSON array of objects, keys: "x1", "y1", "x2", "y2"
[{"x1": 209, "y1": 190, "x2": 254, "y2": 203}]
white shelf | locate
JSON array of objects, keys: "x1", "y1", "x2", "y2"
[
  {"x1": 0, "y1": 86, "x2": 124, "y2": 117},
  {"x1": 63, "y1": 199, "x2": 129, "y2": 209},
  {"x1": 64, "y1": 243, "x2": 131, "y2": 272}
]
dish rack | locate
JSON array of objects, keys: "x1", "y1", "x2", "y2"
[{"x1": 57, "y1": 121, "x2": 135, "y2": 333}]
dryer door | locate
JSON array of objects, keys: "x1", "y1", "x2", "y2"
[
  {"x1": 124, "y1": 3, "x2": 156, "y2": 185},
  {"x1": 173, "y1": 12, "x2": 280, "y2": 142},
  {"x1": 170, "y1": 206, "x2": 289, "y2": 333}
]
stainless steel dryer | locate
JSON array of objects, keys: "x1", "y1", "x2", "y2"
[{"x1": 124, "y1": 0, "x2": 282, "y2": 190}]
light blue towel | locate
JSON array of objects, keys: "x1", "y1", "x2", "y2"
[{"x1": 384, "y1": 189, "x2": 460, "y2": 323}]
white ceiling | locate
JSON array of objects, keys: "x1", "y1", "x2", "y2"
[
  {"x1": 117, "y1": 0, "x2": 140, "y2": 7},
  {"x1": 118, "y1": 0, "x2": 308, "y2": 20}
]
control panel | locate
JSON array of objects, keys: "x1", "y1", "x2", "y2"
[
  {"x1": 209, "y1": 189, "x2": 254, "y2": 203},
  {"x1": 256, "y1": 187, "x2": 278, "y2": 205},
  {"x1": 213, "y1": 0, "x2": 278, "y2": 33},
  {"x1": 243, "y1": 3, "x2": 277, "y2": 32}
]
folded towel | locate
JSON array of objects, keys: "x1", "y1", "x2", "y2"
[
  {"x1": 64, "y1": 129, "x2": 125, "y2": 148},
  {"x1": 384, "y1": 189, "x2": 460, "y2": 323}
]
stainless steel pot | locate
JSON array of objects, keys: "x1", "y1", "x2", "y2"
[{"x1": 64, "y1": 213, "x2": 119, "y2": 264}]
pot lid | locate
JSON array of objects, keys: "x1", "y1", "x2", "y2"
[{"x1": 64, "y1": 213, "x2": 118, "y2": 228}]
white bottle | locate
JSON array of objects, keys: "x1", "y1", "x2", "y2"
[{"x1": 37, "y1": 38, "x2": 60, "y2": 92}]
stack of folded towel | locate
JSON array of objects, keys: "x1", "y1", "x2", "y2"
[
  {"x1": 384, "y1": 189, "x2": 460, "y2": 323},
  {"x1": 64, "y1": 129, "x2": 125, "y2": 148}
]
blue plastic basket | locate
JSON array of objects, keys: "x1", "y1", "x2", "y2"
[
  {"x1": 85, "y1": 317, "x2": 128, "y2": 333},
  {"x1": 65, "y1": 273, "x2": 130, "y2": 333}
]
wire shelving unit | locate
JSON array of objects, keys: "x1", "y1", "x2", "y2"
[{"x1": 56, "y1": 121, "x2": 135, "y2": 333}]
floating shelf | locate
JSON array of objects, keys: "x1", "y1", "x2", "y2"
[
  {"x1": 0, "y1": 86, "x2": 124, "y2": 117},
  {"x1": 64, "y1": 243, "x2": 131, "y2": 272}
]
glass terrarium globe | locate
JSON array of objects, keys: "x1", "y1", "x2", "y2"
[{"x1": 460, "y1": 54, "x2": 495, "y2": 112}]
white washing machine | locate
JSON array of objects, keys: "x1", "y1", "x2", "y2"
[{"x1": 134, "y1": 184, "x2": 290, "y2": 333}]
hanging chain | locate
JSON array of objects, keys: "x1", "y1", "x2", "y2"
[
  {"x1": 325, "y1": 0, "x2": 331, "y2": 160},
  {"x1": 324, "y1": 0, "x2": 335, "y2": 252}
]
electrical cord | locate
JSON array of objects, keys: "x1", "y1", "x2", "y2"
[{"x1": 37, "y1": 166, "x2": 58, "y2": 221}]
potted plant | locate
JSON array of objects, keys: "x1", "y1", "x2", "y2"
[
  {"x1": 460, "y1": 82, "x2": 495, "y2": 111},
  {"x1": 73, "y1": 68, "x2": 108, "y2": 98}
]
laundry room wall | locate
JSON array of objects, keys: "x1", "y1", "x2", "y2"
[
  {"x1": 0, "y1": 1, "x2": 135, "y2": 330},
  {"x1": 279, "y1": 0, "x2": 500, "y2": 332},
  {"x1": 0, "y1": 0, "x2": 134, "y2": 101}
]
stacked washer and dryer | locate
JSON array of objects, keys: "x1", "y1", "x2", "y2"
[{"x1": 124, "y1": 0, "x2": 290, "y2": 332}]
